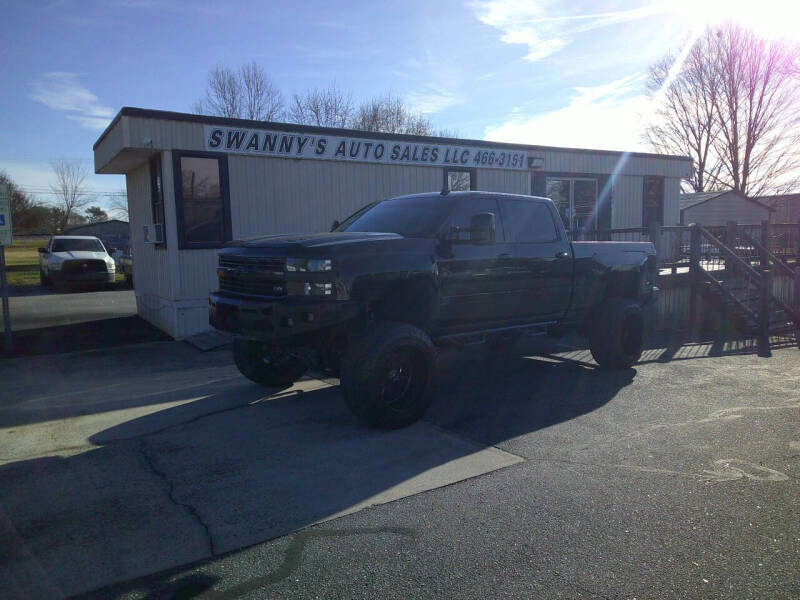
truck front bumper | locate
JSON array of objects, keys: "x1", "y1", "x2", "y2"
[
  {"x1": 209, "y1": 292, "x2": 360, "y2": 341},
  {"x1": 50, "y1": 271, "x2": 115, "y2": 284}
]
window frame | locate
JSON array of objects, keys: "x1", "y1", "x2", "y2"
[
  {"x1": 498, "y1": 198, "x2": 561, "y2": 244},
  {"x1": 149, "y1": 155, "x2": 166, "y2": 248},
  {"x1": 642, "y1": 175, "x2": 664, "y2": 226},
  {"x1": 443, "y1": 167, "x2": 477, "y2": 192},
  {"x1": 544, "y1": 176, "x2": 599, "y2": 232},
  {"x1": 172, "y1": 150, "x2": 232, "y2": 250}
]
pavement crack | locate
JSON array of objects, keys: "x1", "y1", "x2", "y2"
[{"x1": 135, "y1": 437, "x2": 217, "y2": 556}]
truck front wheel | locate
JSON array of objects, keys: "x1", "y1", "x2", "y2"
[
  {"x1": 341, "y1": 323, "x2": 438, "y2": 429},
  {"x1": 590, "y1": 299, "x2": 644, "y2": 369},
  {"x1": 233, "y1": 339, "x2": 308, "y2": 387}
]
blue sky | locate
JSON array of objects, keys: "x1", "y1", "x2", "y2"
[{"x1": 0, "y1": 0, "x2": 792, "y2": 213}]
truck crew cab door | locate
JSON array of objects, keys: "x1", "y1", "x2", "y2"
[
  {"x1": 497, "y1": 198, "x2": 573, "y2": 321},
  {"x1": 435, "y1": 196, "x2": 513, "y2": 332}
]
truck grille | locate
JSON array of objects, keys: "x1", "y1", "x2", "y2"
[
  {"x1": 62, "y1": 259, "x2": 107, "y2": 274},
  {"x1": 218, "y1": 255, "x2": 286, "y2": 297}
]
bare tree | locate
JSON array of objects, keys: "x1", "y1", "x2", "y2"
[
  {"x1": 50, "y1": 159, "x2": 89, "y2": 231},
  {"x1": 644, "y1": 38, "x2": 722, "y2": 192},
  {"x1": 288, "y1": 83, "x2": 353, "y2": 128},
  {"x1": 710, "y1": 24, "x2": 800, "y2": 197},
  {"x1": 351, "y1": 93, "x2": 437, "y2": 135},
  {"x1": 107, "y1": 191, "x2": 129, "y2": 220},
  {"x1": 195, "y1": 62, "x2": 284, "y2": 121},
  {"x1": 645, "y1": 24, "x2": 800, "y2": 196}
]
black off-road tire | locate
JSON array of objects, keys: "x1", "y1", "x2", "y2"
[
  {"x1": 233, "y1": 338, "x2": 308, "y2": 387},
  {"x1": 341, "y1": 322, "x2": 438, "y2": 429},
  {"x1": 39, "y1": 268, "x2": 49, "y2": 288},
  {"x1": 589, "y1": 299, "x2": 644, "y2": 369}
]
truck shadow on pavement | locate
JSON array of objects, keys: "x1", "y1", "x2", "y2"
[{"x1": 0, "y1": 347, "x2": 634, "y2": 599}]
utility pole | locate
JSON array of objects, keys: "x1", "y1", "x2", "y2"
[{"x1": 0, "y1": 183, "x2": 12, "y2": 354}]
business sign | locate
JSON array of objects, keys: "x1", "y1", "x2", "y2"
[
  {"x1": 204, "y1": 125, "x2": 530, "y2": 171},
  {"x1": 0, "y1": 184, "x2": 11, "y2": 246}
]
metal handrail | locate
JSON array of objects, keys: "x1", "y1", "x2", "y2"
[
  {"x1": 741, "y1": 229, "x2": 795, "y2": 279},
  {"x1": 696, "y1": 225, "x2": 762, "y2": 285}
]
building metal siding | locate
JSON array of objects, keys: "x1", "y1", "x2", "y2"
[
  {"x1": 611, "y1": 175, "x2": 644, "y2": 228},
  {"x1": 476, "y1": 169, "x2": 530, "y2": 195},
  {"x1": 126, "y1": 161, "x2": 176, "y2": 335},
  {"x1": 681, "y1": 192, "x2": 770, "y2": 226},
  {"x1": 98, "y1": 115, "x2": 692, "y2": 180}
]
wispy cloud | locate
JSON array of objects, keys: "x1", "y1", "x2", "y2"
[
  {"x1": 405, "y1": 88, "x2": 460, "y2": 115},
  {"x1": 484, "y1": 74, "x2": 652, "y2": 151},
  {"x1": 30, "y1": 72, "x2": 114, "y2": 130},
  {"x1": 472, "y1": 0, "x2": 666, "y2": 61}
]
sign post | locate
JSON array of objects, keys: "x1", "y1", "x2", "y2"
[{"x1": 0, "y1": 183, "x2": 12, "y2": 354}]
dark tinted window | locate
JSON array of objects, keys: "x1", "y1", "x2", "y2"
[
  {"x1": 52, "y1": 238, "x2": 105, "y2": 252},
  {"x1": 334, "y1": 202, "x2": 377, "y2": 231},
  {"x1": 500, "y1": 200, "x2": 558, "y2": 243},
  {"x1": 150, "y1": 156, "x2": 165, "y2": 246},
  {"x1": 174, "y1": 153, "x2": 231, "y2": 248},
  {"x1": 441, "y1": 197, "x2": 503, "y2": 240},
  {"x1": 341, "y1": 196, "x2": 453, "y2": 237}
]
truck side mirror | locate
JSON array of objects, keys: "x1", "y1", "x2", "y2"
[
  {"x1": 38, "y1": 247, "x2": 48, "y2": 254},
  {"x1": 330, "y1": 220, "x2": 340, "y2": 232},
  {"x1": 469, "y1": 212, "x2": 496, "y2": 244}
]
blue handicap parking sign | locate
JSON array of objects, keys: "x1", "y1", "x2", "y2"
[{"x1": 0, "y1": 214, "x2": 5, "y2": 226}]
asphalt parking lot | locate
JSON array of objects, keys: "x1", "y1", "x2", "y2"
[
  {"x1": 1, "y1": 336, "x2": 798, "y2": 599},
  {"x1": 0, "y1": 290, "x2": 169, "y2": 357},
  {"x1": 2, "y1": 289, "x2": 136, "y2": 332}
]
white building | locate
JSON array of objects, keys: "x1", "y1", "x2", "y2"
[
  {"x1": 94, "y1": 107, "x2": 692, "y2": 338},
  {"x1": 679, "y1": 190, "x2": 773, "y2": 226}
]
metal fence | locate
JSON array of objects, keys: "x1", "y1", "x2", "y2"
[{"x1": 569, "y1": 221, "x2": 800, "y2": 334}]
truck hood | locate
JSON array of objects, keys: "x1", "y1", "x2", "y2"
[{"x1": 232, "y1": 232, "x2": 404, "y2": 249}]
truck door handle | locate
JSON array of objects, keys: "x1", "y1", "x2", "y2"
[{"x1": 555, "y1": 251, "x2": 570, "y2": 259}]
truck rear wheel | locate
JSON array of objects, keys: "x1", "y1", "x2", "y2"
[
  {"x1": 341, "y1": 322, "x2": 438, "y2": 429},
  {"x1": 233, "y1": 339, "x2": 308, "y2": 387},
  {"x1": 590, "y1": 299, "x2": 644, "y2": 369}
]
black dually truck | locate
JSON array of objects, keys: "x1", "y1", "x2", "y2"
[{"x1": 210, "y1": 191, "x2": 658, "y2": 428}]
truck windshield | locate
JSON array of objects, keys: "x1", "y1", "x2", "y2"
[
  {"x1": 337, "y1": 196, "x2": 452, "y2": 237},
  {"x1": 52, "y1": 239, "x2": 105, "y2": 252}
]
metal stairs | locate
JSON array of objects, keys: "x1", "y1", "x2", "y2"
[{"x1": 690, "y1": 224, "x2": 800, "y2": 353}]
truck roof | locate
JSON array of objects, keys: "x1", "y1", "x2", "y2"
[
  {"x1": 391, "y1": 190, "x2": 550, "y2": 202},
  {"x1": 51, "y1": 235, "x2": 102, "y2": 240}
]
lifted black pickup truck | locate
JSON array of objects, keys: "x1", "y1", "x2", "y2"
[{"x1": 210, "y1": 191, "x2": 657, "y2": 428}]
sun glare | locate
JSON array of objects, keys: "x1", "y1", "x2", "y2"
[{"x1": 669, "y1": 0, "x2": 800, "y2": 40}]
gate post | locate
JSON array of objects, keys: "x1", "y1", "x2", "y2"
[
  {"x1": 725, "y1": 220, "x2": 737, "y2": 282},
  {"x1": 794, "y1": 265, "x2": 800, "y2": 349},
  {"x1": 648, "y1": 221, "x2": 662, "y2": 267},
  {"x1": 758, "y1": 219, "x2": 771, "y2": 356},
  {"x1": 689, "y1": 224, "x2": 701, "y2": 339}
]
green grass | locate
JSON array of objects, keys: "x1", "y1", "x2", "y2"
[
  {"x1": 3, "y1": 237, "x2": 46, "y2": 287},
  {"x1": 2, "y1": 236, "x2": 125, "y2": 288}
]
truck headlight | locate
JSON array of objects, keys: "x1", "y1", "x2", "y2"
[{"x1": 286, "y1": 257, "x2": 333, "y2": 272}]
